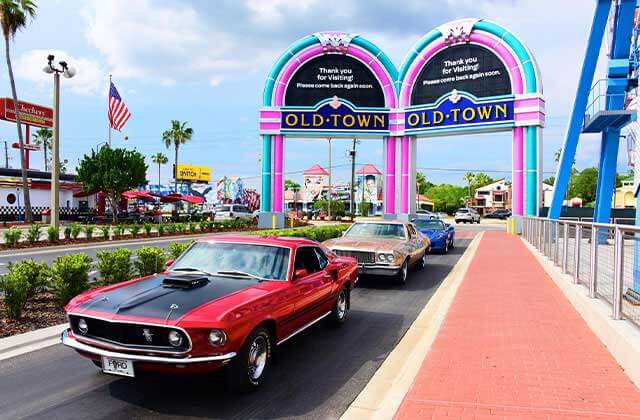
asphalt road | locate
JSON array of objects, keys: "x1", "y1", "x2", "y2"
[{"x1": 0, "y1": 236, "x2": 474, "y2": 420}]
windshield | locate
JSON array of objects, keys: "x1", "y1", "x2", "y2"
[
  {"x1": 413, "y1": 219, "x2": 445, "y2": 230},
  {"x1": 456, "y1": 209, "x2": 468, "y2": 213},
  {"x1": 171, "y1": 242, "x2": 290, "y2": 280},
  {"x1": 345, "y1": 223, "x2": 406, "y2": 239},
  {"x1": 216, "y1": 206, "x2": 231, "y2": 212}
]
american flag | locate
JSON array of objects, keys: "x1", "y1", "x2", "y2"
[{"x1": 108, "y1": 81, "x2": 131, "y2": 131}]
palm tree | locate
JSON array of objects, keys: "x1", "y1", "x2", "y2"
[
  {"x1": 1, "y1": 0, "x2": 37, "y2": 223},
  {"x1": 162, "y1": 120, "x2": 193, "y2": 194},
  {"x1": 463, "y1": 172, "x2": 475, "y2": 203},
  {"x1": 33, "y1": 127, "x2": 51, "y2": 171},
  {"x1": 151, "y1": 152, "x2": 168, "y2": 189}
]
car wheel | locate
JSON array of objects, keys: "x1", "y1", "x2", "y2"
[
  {"x1": 444, "y1": 239, "x2": 449, "y2": 254},
  {"x1": 228, "y1": 326, "x2": 272, "y2": 392},
  {"x1": 395, "y1": 259, "x2": 409, "y2": 285},
  {"x1": 417, "y1": 252, "x2": 427, "y2": 270},
  {"x1": 329, "y1": 288, "x2": 349, "y2": 325},
  {"x1": 450, "y1": 236, "x2": 455, "y2": 249}
]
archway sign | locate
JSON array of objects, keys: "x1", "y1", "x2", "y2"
[{"x1": 259, "y1": 19, "x2": 544, "y2": 228}]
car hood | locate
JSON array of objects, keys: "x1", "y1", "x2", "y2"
[
  {"x1": 73, "y1": 273, "x2": 263, "y2": 322},
  {"x1": 324, "y1": 236, "x2": 405, "y2": 252},
  {"x1": 418, "y1": 229, "x2": 445, "y2": 238}
]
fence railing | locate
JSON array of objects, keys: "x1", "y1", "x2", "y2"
[{"x1": 523, "y1": 217, "x2": 640, "y2": 326}]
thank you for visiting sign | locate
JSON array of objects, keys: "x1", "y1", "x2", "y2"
[
  {"x1": 281, "y1": 97, "x2": 388, "y2": 133},
  {"x1": 405, "y1": 92, "x2": 514, "y2": 133}
]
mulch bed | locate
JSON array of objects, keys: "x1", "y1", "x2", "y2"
[{"x1": 0, "y1": 292, "x2": 67, "y2": 338}]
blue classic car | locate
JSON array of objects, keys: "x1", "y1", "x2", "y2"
[{"x1": 412, "y1": 218, "x2": 455, "y2": 253}]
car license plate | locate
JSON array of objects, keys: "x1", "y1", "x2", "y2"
[{"x1": 102, "y1": 356, "x2": 135, "y2": 377}]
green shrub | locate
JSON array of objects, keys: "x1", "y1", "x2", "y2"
[
  {"x1": 4, "y1": 259, "x2": 49, "y2": 298},
  {"x1": 0, "y1": 273, "x2": 29, "y2": 319},
  {"x1": 157, "y1": 224, "x2": 165, "y2": 236},
  {"x1": 4, "y1": 227, "x2": 22, "y2": 247},
  {"x1": 188, "y1": 222, "x2": 197, "y2": 234},
  {"x1": 84, "y1": 225, "x2": 95, "y2": 240},
  {"x1": 47, "y1": 225, "x2": 60, "y2": 242},
  {"x1": 199, "y1": 220, "x2": 209, "y2": 233},
  {"x1": 168, "y1": 242, "x2": 190, "y2": 259},
  {"x1": 96, "y1": 248, "x2": 132, "y2": 284},
  {"x1": 50, "y1": 253, "x2": 92, "y2": 305},
  {"x1": 112, "y1": 225, "x2": 125, "y2": 238},
  {"x1": 135, "y1": 246, "x2": 167, "y2": 276},
  {"x1": 254, "y1": 224, "x2": 350, "y2": 242},
  {"x1": 99, "y1": 225, "x2": 110, "y2": 240},
  {"x1": 166, "y1": 223, "x2": 177, "y2": 235},
  {"x1": 26, "y1": 224, "x2": 42, "y2": 243},
  {"x1": 70, "y1": 223, "x2": 82, "y2": 240},
  {"x1": 129, "y1": 224, "x2": 141, "y2": 237},
  {"x1": 143, "y1": 222, "x2": 153, "y2": 236},
  {"x1": 177, "y1": 223, "x2": 187, "y2": 234},
  {"x1": 63, "y1": 226, "x2": 72, "y2": 240}
]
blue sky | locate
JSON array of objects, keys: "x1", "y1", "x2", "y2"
[{"x1": 0, "y1": 0, "x2": 625, "y2": 190}]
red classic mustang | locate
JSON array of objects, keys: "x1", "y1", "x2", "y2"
[{"x1": 61, "y1": 235, "x2": 358, "y2": 391}]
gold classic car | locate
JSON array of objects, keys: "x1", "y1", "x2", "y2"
[{"x1": 323, "y1": 220, "x2": 430, "y2": 284}]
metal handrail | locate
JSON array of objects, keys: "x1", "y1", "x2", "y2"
[{"x1": 523, "y1": 216, "x2": 638, "y2": 326}]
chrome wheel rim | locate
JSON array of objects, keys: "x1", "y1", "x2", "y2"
[
  {"x1": 422, "y1": 253, "x2": 427, "y2": 265},
  {"x1": 336, "y1": 291, "x2": 347, "y2": 319},
  {"x1": 401, "y1": 262, "x2": 408, "y2": 280},
  {"x1": 247, "y1": 335, "x2": 268, "y2": 381}
]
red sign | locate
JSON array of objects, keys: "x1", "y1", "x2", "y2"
[
  {"x1": 11, "y1": 142, "x2": 40, "y2": 151},
  {"x1": 0, "y1": 98, "x2": 53, "y2": 128}
]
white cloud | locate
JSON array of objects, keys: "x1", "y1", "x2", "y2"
[
  {"x1": 209, "y1": 76, "x2": 223, "y2": 87},
  {"x1": 13, "y1": 49, "x2": 105, "y2": 95}
]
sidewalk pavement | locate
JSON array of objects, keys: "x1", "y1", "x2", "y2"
[{"x1": 395, "y1": 231, "x2": 640, "y2": 419}]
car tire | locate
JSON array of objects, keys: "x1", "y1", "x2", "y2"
[
  {"x1": 444, "y1": 239, "x2": 449, "y2": 254},
  {"x1": 449, "y1": 236, "x2": 455, "y2": 249},
  {"x1": 417, "y1": 252, "x2": 427, "y2": 269},
  {"x1": 227, "y1": 326, "x2": 272, "y2": 392},
  {"x1": 329, "y1": 288, "x2": 349, "y2": 326},
  {"x1": 395, "y1": 259, "x2": 409, "y2": 285}
]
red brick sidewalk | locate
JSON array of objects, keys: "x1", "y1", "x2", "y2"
[{"x1": 395, "y1": 232, "x2": 640, "y2": 419}]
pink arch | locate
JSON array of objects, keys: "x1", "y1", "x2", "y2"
[
  {"x1": 399, "y1": 31, "x2": 526, "y2": 216},
  {"x1": 271, "y1": 44, "x2": 398, "y2": 213}
]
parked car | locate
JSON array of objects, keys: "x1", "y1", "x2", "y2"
[
  {"x1": 454, "y1": 208, "x2": 480, "y2": 224},
  {"x1": 484, "y1": 209, "x2": 512, "y2": 220},
  {"x1": 412, "y1": 218, "x2": 455, "y2": 253},
  {"x1": 61, "y1": 235, "x2": 358, "y2": 391},
  {"x1": 415, "y1": 209, "x2": 438, "y2": 219},
  {"x1": 323, "y1": 220, "x2": 430, "y2": 285},
  {"x1": 214, "y1": 204, "x2": 253, "y2": 221}
]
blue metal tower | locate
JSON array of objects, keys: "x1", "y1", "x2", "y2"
[{"x1": 548, "y1": 0, "x2": 636, "y2": 221}]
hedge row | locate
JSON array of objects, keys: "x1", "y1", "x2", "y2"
[
  {"x1": 253, "y1": 224, "x2": 350, "y2": 242},
  {"x1": 0, "y1": 241, "x2": 195, "y2": 320},
  {"x1": 2, "y1": 219, "x2": 254, "y2": 248}
]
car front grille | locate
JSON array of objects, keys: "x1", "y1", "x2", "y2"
[
  {"x1": 333, "y1": 250, "x2": 376, "y2": 264},
  {"x1": 68, "y1": 315, "x2": 190, "y2": 353}
]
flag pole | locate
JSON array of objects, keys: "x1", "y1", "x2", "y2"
[{"x1": 108, "y1": 74, "x2": 112, "y2": 147}]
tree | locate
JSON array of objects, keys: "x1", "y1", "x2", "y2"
[
  {"x1": 425, "y1": 184, "x2": 467, "y2": 214},
  {"x1": 162, "y1": 120, "x2": 193, "y2": 194},
  {"x1": 471, "y1": 172, "x2": 494, "y2": 193},
  {"x1": 543, "y1": 175, "x2": 555, "y2": 186},
  {"x1": 416, "y1": 172, "x2": 434, "y2": 195},
  {"x1": 151, "y1": 152, "x2": 168, "y2": 188},
  {"x1": 571, "y1": 167, "x2": 598, "y2": 204},
  {"x1": 284, "y1": 179, "x2": 301, "y2": 190},
  {"x1": 32, "y1": 127, "x2": 51, "y2": 171},
  {"x1": 76, "y1": 146, "x2": 147, "y2": 223},
  {"x1": 463, "y1": 172, "x2": 474, "y2": 200},
  {"x1": 1, "y1": 0, "x2": 37, "y2": 222}
]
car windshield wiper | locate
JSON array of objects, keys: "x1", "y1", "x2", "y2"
[
  {"x1": 215, "y1": 270, "x2": 269, "y2": 282},
  {"x1": 171, "y1": 267, "x2": 215, "y2": 276}
]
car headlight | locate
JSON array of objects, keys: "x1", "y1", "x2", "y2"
[
  {"x1": 378, "y1": 253, "x2": 394, "y2": 263},
  {"x1": 168, "y1": 330, "x2": 183, "y2": 347},
  {"x1": 77, "y1": 318, "x2": 88, "y2": 335},
  {"x1": 208, "y1": 329, "x2": 227, "y2": 347}
]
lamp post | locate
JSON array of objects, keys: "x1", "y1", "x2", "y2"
[{"x1": 43, "y1": 54, "x2": 75, "y2": 229}]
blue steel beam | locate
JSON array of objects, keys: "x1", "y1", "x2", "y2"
[{"x1": 548, "y1": 0, "x2": 612, "y2": 219}]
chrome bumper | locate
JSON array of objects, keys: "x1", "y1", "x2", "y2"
[
  {"x1": 358, "y1": 264, "x2": 401, "y2": 276},
  {"x1": 61, "y1": 329, "x2": 236, "y2": 364}
]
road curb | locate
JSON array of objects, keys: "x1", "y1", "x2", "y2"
[
  {"x1": 522, "y1": 238, "x2": 640, "y2": 389},
  {"x1": 340, "y1": 232, "x2": 483, "y2": 420},
  {"x1": 0, "y1": 323, "x2": 67, "y2": 362}
]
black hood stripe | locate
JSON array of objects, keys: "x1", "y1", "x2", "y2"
[{"x1": 80, "y1": 274, "x2": 260, "y2": 321}]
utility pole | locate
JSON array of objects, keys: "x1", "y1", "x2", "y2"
[
  {"x1": 3, "y1": 141, "x2": 8, "y2": 168},
  {"x1": 51, "y1": 70, "x2": 60, "y2": 229},
  {"x1": 349, "y1": 138, "x2": 356, "y2": 218},
  {"x1": 327, "y1": 137, "x2": 332, "y2": 219}
]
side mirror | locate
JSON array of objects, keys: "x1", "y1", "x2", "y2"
[
  {"x1": 294, "y1": 268, "x2": 308, "y2": 280},
  {"x1": 165, "y1": 259, "x2": 175, "y2": 268},
  {"x1": 327, "y1": 265, "x2": 339, "y2": 280}
]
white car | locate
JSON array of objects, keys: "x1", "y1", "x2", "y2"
[
  {"x1": 454, "y1": 208, "x2": 480, "y2": 224},
  {"x1": 214, "y1": 204, "x2": 253, "y2": 221}
]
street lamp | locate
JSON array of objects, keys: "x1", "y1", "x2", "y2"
[{"x1": 43, "y1": 54, "x2": 75, "y2": 229}]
